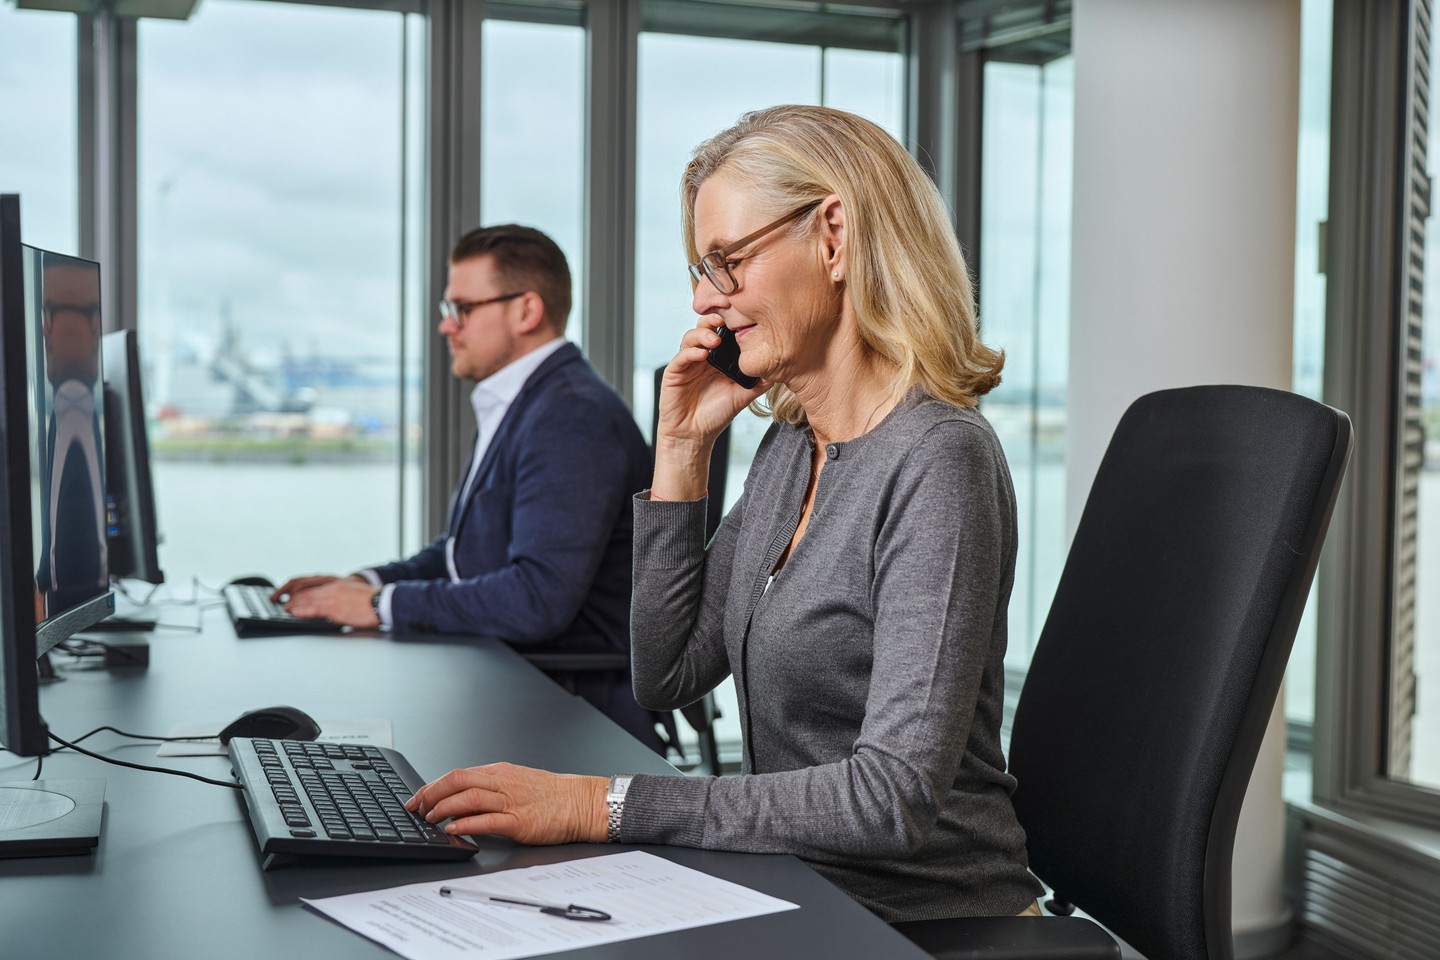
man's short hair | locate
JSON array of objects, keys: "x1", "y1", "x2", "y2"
[{"x1": 450, "y1": 225, "x2": 572, "y2": 332}]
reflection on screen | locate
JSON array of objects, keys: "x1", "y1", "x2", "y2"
[{"x1": 23, "y1": 246, "x2": 107, "y2": 622}]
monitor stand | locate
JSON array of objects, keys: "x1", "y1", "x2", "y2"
[
  {"x1": 81, "y1": 615, "x2": 157, "y2": 633},
  {"x1": 0, "y1": 778, "x2": 104, "y2": 858}
]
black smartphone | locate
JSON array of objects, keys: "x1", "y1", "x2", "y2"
[{"x1": 706, "y1": 325, "x2": 759, "y2": 389}]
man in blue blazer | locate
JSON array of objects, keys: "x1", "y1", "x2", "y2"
[{"x1": 276, "y1": 226, "x2": 667, "y2": 753}]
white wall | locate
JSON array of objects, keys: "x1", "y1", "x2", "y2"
[{"x1": 1069, "y1": 1, "x2": 1300, "y2": 954}]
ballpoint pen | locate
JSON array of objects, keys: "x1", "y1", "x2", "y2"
[{"x1": 437, "y1": 886, "x2": 613, "y2": 922}]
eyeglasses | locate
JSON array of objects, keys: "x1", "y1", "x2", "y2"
[
  {"x1": 687, "y1": 201, "x2": 821, "y2": 295},
  {"x1": 438, "y1": 291, "x2": 525, "y2": 328}
]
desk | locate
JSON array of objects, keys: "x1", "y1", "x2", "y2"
[{"x1": 2, "y1": 616, "x2": 929, "y2": 959}]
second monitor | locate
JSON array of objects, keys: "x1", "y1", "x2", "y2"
[{"x1": 102, "y1": 328, "x2": 163, "y2": 587}]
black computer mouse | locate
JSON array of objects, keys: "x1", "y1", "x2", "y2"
[
  {"x1": 227, "y1": 575, "x2": 275, "y2": 589},
  {"x1": 218, "y1": 705, "x2": 322, "y2": 744}
]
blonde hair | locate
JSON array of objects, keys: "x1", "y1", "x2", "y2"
[{"x1": 682, "y1": 105, "x2": 1003, "y2": 424}]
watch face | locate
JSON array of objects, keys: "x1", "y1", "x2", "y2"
[{"x1": 608, "y1": 775, "x2": 632, "y2": 799}]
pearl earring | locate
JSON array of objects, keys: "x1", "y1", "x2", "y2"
[{"x1": 832, "y1": 271, "x2": 840, "y2": 280}]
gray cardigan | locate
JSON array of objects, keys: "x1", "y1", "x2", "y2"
[{"x1": 623, "y1": 396, "x2": 1044, "y2": 922}]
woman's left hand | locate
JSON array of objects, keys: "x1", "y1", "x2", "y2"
[{"x1": 405, "y1": 762, "x2": 609, "y2": 845}]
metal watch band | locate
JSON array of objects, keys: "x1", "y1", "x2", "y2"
[{"x1": 606, "y1": 775, "x2": 632, "y2": 843}]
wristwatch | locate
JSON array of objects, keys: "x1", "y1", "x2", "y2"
[
  {"x1": 369, "y1": 588, "x2": 383, "y2": 620},
  {"x1": 606, "y1": 775, "x2": 633, "y2": 843}
]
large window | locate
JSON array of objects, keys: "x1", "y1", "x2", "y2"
[
  {"x1": 0, "y1": 4, "x2": 78, "y2": 255},
  {"x1": 135, "y1": 0, "x2": 425, "y2": 583},
  {"x1": 1284, "y1": 0, "x2": 1333, "y2": 731},
  {"x1": 979, "y1": 54, "x2": 1073, "y2": 670},
  {"x1": 1314, "y1": 0, "x2": 1440, "y2": 829},
  {"x1": 481, "y1": 18, "x2": 585, "y2": 344}
]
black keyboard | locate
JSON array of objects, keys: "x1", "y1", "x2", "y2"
[
  {"x1": 223, "y1": 583, "x2": 345, "y2": 636},
  {"x1": 228, "y1": 737, "x2": 479, "y2": 870}
]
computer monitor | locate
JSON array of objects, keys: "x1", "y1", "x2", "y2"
[
  {"x1": 103, "y1": 329, "x2": 164, "y2": 586},
  {"x1": 0, "y1": 194, "x2": 115, "y2": 757},
  {"x1": 0, "y1": 194, "x2": 110, "y2": 857}
]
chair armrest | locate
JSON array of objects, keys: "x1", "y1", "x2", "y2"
[{"x1": 890, "y1": 915, "x2": 1120, "y2": 960}]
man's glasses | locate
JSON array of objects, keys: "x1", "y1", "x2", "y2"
[
  {"x1": 687, "y1": 201, "x2": 821, "y2": 296},
  {"x1": 438, "y1": 291, "x2": 525, "y2": 328}
]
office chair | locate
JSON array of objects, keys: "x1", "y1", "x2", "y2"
[
  {"x1": 893, "y1": 385, "x2": 1353, "y2": 960},
  {"x1": 518, "y1": 369, "x2": 729, "y2": 775}
]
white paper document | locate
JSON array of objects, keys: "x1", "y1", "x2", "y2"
[
  {"x1": 303, "y1": 850, "x2": 799, "y2": 960},
  {"x1": 155, "y1": 719, "x2": 394, "y2": 757}
]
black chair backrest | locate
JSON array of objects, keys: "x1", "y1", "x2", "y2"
[
  {"x1": 1009, "y1": 386, "x2": 1351, "y2": 960},
  {"x1": 651, "y1": 366, "x2": 729, "y2": 538}
]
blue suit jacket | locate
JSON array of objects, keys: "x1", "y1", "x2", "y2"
[
  {"x1": 372, "y1": 343, "x2": 649, "y2": 651},
  {"x1": 368, "y1": 344, "x2": 669, "y2": 750}
]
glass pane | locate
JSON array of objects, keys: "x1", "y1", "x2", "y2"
[
  {"x1": 481, "y1": 20, "x2": 586, "y2": 345},
  {"x1": 635, "y1": 32, "x2": 818, "y2": 462},
  {"x1": 1284, "y1": 0, "x2": 1333, "y2": 730},
  {"x1": 981, "y1": 57, "x2": 1073, "y2": 672},
  {"x1": 136, "y1": 0, "x2": 424, "y2": 584},
  {"x1": 0, "y1": 6, "x2": 77, "y2": 255},
  {"x1": 634, "y1": 32, "x2": 904, "y2": 761},
  {"x1": 822, "y1": 47, "x2": 905, "y2": 138}
]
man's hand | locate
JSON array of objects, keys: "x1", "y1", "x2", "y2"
[
  {"x1": 271, "y1": 573, "x2": 367, "y2": 603},
  {"x1": 283, "y1": 579, "x2": 380, "y2": 628},
  {"x1": 405, "y1": 762, "x2": 609, "y2": 846}
]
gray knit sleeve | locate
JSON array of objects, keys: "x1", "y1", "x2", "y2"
[
  {"x1": 628, "y1": 488, "x2": 744, "y2": 711},
  {"x1": 622, "y1": 421, "x2": 1014, "y2": 861}
]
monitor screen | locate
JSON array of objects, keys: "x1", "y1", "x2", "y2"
[
  {"x1": 29, "y1": 247, "x2": 110, "y2": 625},
  {"x1": 0, "y1": 194, "x2": 114, "y2": 755},
  {"x1": 103, "y1": 329, "x2": 164, "y2": 585}
]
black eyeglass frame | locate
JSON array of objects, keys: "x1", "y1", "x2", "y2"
[
  {"x1": 438, "y1": 290, "x2": 526, "y2": 328},
  {"x1": 687, "y1": 200, "x2": 822, "y2": 295}
]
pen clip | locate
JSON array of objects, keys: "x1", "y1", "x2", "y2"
[{"x1": 549, "y1": 904, "x2": 612, "y2": 922}]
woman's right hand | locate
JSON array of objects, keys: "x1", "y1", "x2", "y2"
[
  {"x1": 656, "y1": 315, "x2": 767, "y2": 445},
  {"x1": 651, "y1": 315, "x2": 767, "y2": 499}
]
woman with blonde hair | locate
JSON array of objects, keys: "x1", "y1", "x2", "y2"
[{"x1": 409, "y1": 104, "x2": 1043, "y2": 922}]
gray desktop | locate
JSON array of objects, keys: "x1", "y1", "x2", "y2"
[{"x1": 3, "y1": 623, "x2": 928, "y2": 959}]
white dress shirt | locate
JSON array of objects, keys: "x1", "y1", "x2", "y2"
[{"x1": 361, "y1": 337, "x2": 568, "y2": 627}]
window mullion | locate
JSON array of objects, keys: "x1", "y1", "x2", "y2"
[{"x1": 583, "y1": 0, "x2": 639, "y2": 402}]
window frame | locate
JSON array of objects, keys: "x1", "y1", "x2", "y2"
[{"x1": 1313, "y1": 0, "x2": 1440, "y2": 829}]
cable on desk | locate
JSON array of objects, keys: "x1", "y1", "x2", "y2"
[
  {"x1": 47, "y1": 731, "x2": 242, "y2": 790},
  {"x1": 55, "y1": 724, "x2": 219, "y2": 747},
  {"x1": 0, "y1": 743, "x2": 48, "y2": 781},
  {"x1": 111, "y1": 577, "x2": 226, "y2": 609},
  {"x1": 113, "y1": 579, "x2": 163, "y2": 607}
]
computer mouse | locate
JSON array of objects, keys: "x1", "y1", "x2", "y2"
[
  {"x1": 218, "y1": 705, "x2": 322, "y2": 744},
  {"x1": 227, "y1": 575, "x2": 275, "y2": 589}
]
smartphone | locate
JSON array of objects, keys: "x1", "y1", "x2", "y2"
[{"x1": 706, "y1": 325, "x2": 760, "y2": 389}]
